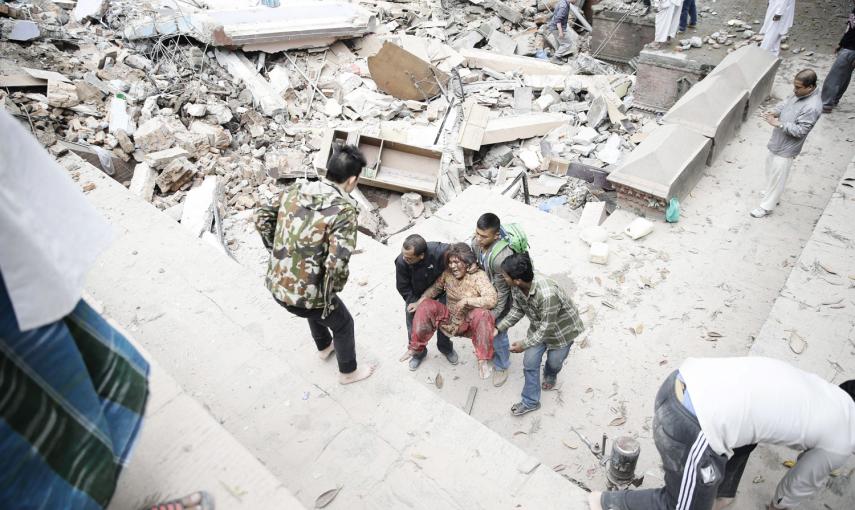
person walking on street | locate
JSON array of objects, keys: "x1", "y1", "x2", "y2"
[
  {"x1": 821, "y1": 2, "x2": 855, "y2": 113},
  {"x1": 678, "y1": 0, "x2": 697, "y2": 33},
  {"x1": 759, "y1": 0, "x2": 795, "y2": 56},
  {"x1": 495, "y1": 253, "x2": 584, "y2": 416},
  {"x1": 750, "y1": 69, "x2": 823, "y2": 218},
  {"x1": 395, "y1": 234, "x2": 459, "y2": 371},
  {"x1": 590, "y1": 357, "x2": 855, "y2": 510},
  {"x1": 255, "y1": 145, "x2": 374, "y2": 384}
]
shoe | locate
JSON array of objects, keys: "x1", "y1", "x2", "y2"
[
  {"x1": 409, "y1": 355, "x2": 424, "y2": 371},
  {"x1": 444, "y1": 349, "x2": 459, "y2": 365},
  {"x1": 688, "y1": 24, "x2": 696, "y2": 29},
  {"x1": 822, "y1": 106, "x2": 833, "y2": 114},
  {"x1": 511, "y1": 401, "x2": 541, "y2": 416},
  {"x1": 750, "y1": 207, "x2": 770, "y2": 218},
  {"x1": 678, "y1": 28, "x2": 686, "y2": 33},
  {"x1": 493, "y1": 369, "x2": 508, "y2": 387}
]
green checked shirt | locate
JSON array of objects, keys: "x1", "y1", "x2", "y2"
[{"x1": 496, "y1": 274, "x2": 584, "y2": 350}]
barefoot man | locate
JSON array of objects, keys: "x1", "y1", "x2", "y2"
[
  {"x1": 401, "y1": 243, "x2": 497, "y2": 379},
  {"x1": 255, "y1": 144, "x2": 374, "y2": 384}
]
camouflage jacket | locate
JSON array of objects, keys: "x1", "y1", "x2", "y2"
[{"x1": 255, "y1": 179, "x2": 358, "y2": 318}]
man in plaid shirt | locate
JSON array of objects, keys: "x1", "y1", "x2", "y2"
[{"x1": 495, "y1": 252, "x2": 584, "y2": 416}]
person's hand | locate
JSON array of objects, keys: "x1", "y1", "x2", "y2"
[
  {"x1": 407, "y1": 299, "x2": 422, "y2": 313},
  {"x1": 493, "y1": 327, "x2": 499, "y2": 337},
  {"x1": 772, "y1": 14, "x2": 781, "y2": 21},
  {"x1": 762, "y1": 112, "x2": 780, "y2": 127},
  {"x1": 458, "y1": 298, "x2": 472, "y2": 312},
  {"x1": 510, "y1": 341, "x2": 525, "y2": 353}
]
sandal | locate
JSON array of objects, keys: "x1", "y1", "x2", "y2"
[
  {"x1": 542, "y1": 375, "x2": 557, "y2": 391},
  {"x1": 143, "y1": 491, "x2": 215, "y2": 510}
]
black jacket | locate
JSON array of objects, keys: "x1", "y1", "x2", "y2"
[{"x1": 395, "y1": 242, "x2": 449, "y2": 304}]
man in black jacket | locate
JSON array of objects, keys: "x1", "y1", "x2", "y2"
[{"x1": 395, "y1": 234, "x2": 459, "y2": 370}]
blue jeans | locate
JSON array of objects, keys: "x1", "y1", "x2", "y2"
[
  {"x1": 520, "y1": 343, "x2": 571, "y2": 407},
  {"x1": 492, "y1": 329, "x2": 510, "y2": 370},
  {"x1": 678, "y1": 0, "x2": 696, "y2": 31}
]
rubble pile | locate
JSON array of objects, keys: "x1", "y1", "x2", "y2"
[{"x1": 1, "y1": 0, "x2": 655, "y2": 248}]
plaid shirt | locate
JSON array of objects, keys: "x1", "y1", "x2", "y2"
[{"x1": 496, "y1": 274, "x2": 584, "y2": 350}]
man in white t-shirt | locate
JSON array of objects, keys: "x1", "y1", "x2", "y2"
[{"x1": 589, "y1": 357, "x2": 855, "y2": 510}]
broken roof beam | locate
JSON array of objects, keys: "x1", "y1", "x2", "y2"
[
  {"x1": 214, "y1": 49, "x2": 286, "y2": 116},
  {"x1": 482, "y1": 113, "x2": 572, "y2": 145},
  {"x1": 459, "y1": 48, "x2": 574, "y2": 76}
]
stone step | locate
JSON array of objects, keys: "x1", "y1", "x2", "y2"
[{"x1": 67, "y1": 156, "x2": 589, "y2": 509}]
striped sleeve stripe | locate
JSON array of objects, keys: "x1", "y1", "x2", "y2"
[{"x1": 676, "y1": 431, "x2": 709, "y2": 510}]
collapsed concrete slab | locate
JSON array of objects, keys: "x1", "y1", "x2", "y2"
[
  {"x1": 482, "y1": 113, "x2": 571, "y2": 145},
  {"x1": 459, "y1": 48, "x2": 573, "y2": 75},
  {"x1": 707, "y1": 44, "x2": 780, "y2": 119},
  {"x1": 662, "y1": 73, "x2": 748, "y2": 163},
  {"x1": 607, "y1": 123, "x2": 712, "y2": 214},
  {"x1": 367, "y1": 41, "x2": 449, "y2": 102}
]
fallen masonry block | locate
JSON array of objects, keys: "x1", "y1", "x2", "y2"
[
  {"x1": 571, "y1": 126, "x2": 599, "y2": 145},
  {"x1": 607, "y1": 123, "x2": 711, "y2": 215},
  {"x1": 128, "y1": 163, "x2": 157, "y2": 202},
  {"x1": 368, "y1": 41, "x2": 449, "y2": 102},
  {"x1": 487, "y1": 30, "x2": 517, "y2": 56},
  {"x1": 317, "y1": 129, "x2": 442, "y2": 197},
  {"x1": 156, "y1": 158, "x2": 196, "y2": 193},
  {"x1": 144, "y1": 147, "x2": 190, "y2": 170},
  {"x1": 706, "y1": 44, "x2": 780, "y2": 119},
  {"x1": 190, "y1": 121, "x2": 232, "y2": 150},
  {"x1": 47, "y1": 81, "x2": 80, "y2": 108},
  {"x1": 482, "y1": 113, "x2": 571, "y2": 145},
  {"x1": 180, "y1": 176, "x2": 221, "y2": 238},
  {"x1": 135, "y1": 117, "x2": 175, "y2": 153},
  {"x1": 662, "y1": 73, "x2": 748, "y2": 163},
  {"x1": 73, "y1": 0, "x2": 107, "y2": 22},
  {"x1": 578, "y1": 201, "x2": 607, "y2": 230}
]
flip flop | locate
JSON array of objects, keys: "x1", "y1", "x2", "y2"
[{"x1": 143, "y1": 491, "x2": 215, "y2": 510}]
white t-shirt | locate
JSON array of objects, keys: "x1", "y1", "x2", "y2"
[{"x1": 680, "y1": 357, "x2": 855, "y2": 508}]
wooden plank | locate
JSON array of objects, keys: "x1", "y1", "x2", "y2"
[
  {"x1": 464, "y1": 386, "x2": 478, "y2": 415},
  {"x1": 367, "y1": 41, "x2": 449, "y2": 101}
]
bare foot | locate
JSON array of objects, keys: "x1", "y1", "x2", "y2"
[
  {"x1": 714, "y1": 497, "x2": 735, "y2": 510},
  {"x1": 588, "y1": 491, "x2": 603, "y2": 510},
  {"x1": 399, "y1": 349, "x2": 417, "y2": 362},
  {"x1": 318, "y1": 344, "x2": 335, "y2": 360},
  {"x1": 146, "y1": 491, "x2": 214, "y2": 510},
  {"x1": 478, "y1": 360, "x2": 492, "y2": 379},
  {"x1": 339, "y1": 365, "x2": 375, "y2": 385}
]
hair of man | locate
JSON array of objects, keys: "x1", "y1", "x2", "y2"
[
  {"x1": 326, "y1": 144, "x2": 366, "y2": 183},
  {"x1": 476, "y1": 212, "x2": 501, "y2": 233},
  {"x1": 795, "y1": 69, "x2": 818, "y2": 88},
  {"x1": 444, "y1": 242, "x2": 477, "y2": 267},
  {"x1": 402, "y1": 234, "x2": 427, "y2": 256},
  {"x1": 501, "y1": 252, "x2": 534, "y2": 283},
  {"x1": 840, "y1": 380, "x2": 855, "y2": 404}
]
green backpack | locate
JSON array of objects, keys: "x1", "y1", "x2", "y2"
[{"x1": 486, "y1": 223, "x2": 529, "y2": 268}]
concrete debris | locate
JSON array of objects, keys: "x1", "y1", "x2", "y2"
[
  {"x1": 181, "y1": 176, "x2": 221, "y2": 238},
  {"x1": 125, "y1": 160, "x2": 156, "y2": 200},
  {"x1": 2, "y1": 0, "x2": 646, "y2": 242},
  {"x1": 9, "y1": 20, "x2": 40, "y2": 42}
]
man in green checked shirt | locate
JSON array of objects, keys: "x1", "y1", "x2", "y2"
[{"x1": 494, "y1": 252, "x2": 584, "y2": 416}]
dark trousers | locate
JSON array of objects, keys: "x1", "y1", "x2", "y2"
[
  {"x1": 282, "y1": 297, "x2": 357, "y2": 374},
  {"x1": 821, "y1": 48, "x2": 855, "y2": 108},
  {"x1": 679, "y1": 0, "x2": 697, "y2": 30},
  {"x1": 405, "y1": 294, "x2": 452, "y2": 359},
  {"x1": 601, "y1": 371, "x2": 736, "y2": 510}
]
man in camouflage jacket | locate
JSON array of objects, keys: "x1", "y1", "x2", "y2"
[{"x1": 255, "y1": 145, "x2": 374, "y2": 384}]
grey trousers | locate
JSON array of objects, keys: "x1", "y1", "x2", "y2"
[
  {"x1": 822, "y1": 48, "x2": 855, "y2": 108},
  {"x1": 600, "y1": 371, "x2": 728, "y2": 510}
]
